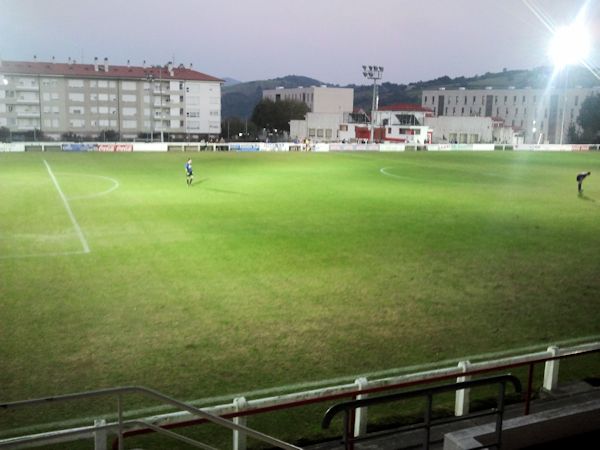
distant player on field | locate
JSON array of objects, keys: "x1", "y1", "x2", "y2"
[
  {"x1": 185, "y1": 158, "x2": 193, "y2": 186},
  {"x1": 576, "y1": 171, "x2": 590, "y2": 194}
]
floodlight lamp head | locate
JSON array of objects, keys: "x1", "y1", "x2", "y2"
[
  {"x1": 548, "y1": 23, "x2": 591, "y2": 69},
  {"x1": 362, "y1": 65, "x2": 367, "y2": 71},
  {"x1": 368, "y1": 65, "x2": 373, "y2": 71}
]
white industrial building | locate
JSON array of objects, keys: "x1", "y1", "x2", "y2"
[
  {"x1": 421, "y1": 86, "x2": 600, "y2": 144},
  {"x1": 263, "y1": 86, "x2": 353, "y2": 114},
  {"x1": 269, "y1": 86, "x2": 354, "y2": 142},
  {"x1": 0, "y1": 58, "x2": 223, "y2": 141}
]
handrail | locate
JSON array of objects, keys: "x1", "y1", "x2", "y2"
[
  {"x1": 321, "y1": 374, "x2": 522, "y2": 429},
  {"x1": 0, "y1": 386, "x2": 302, "y2": 450},
  {"x1": 322, "y1": 374, "x2": 522, "y2": 450},
  {"x1": 2, "y1": 342, "x2": 599, "y2": 449}
]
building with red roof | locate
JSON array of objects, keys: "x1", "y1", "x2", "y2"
[{"x1": 0, "y1": 58, "x2": 223, "y2": 141}]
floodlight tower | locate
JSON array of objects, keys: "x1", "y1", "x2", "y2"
[{"x1": 362, "y1": 65, "x2": 384, "y2": 143}]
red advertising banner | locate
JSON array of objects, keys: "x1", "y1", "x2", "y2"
[{"x1": 97, "y1": 144, "x2": 134, "y2": 152}]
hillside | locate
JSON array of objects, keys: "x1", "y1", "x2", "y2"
[{"x1": 222, "y1": 66, "x2": 600, "y2": 119}]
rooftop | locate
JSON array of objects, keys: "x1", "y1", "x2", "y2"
[{"x1": 0, "y1": 59, "x2": 223, "y2": 82}]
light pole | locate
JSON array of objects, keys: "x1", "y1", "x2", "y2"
[
  {"x1": 362, "y1": 65, "x2": 384, "y2": 143},
  {"x1": 145, "y1": 73, "x2": 154, "y2": 142},
  {"x1": 159, "y1": 66, "x2": 164, "y2": 143}
]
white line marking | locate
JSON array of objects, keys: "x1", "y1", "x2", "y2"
[
  {"x1": 0, "y1": 250, "x2": 87, "y2": 260},
  {"x1": 62, "y1": 173, "x2": 120, "y2": 200},
  {"x1": 6, "y1": 335, "x2": 598, "y2": 436},
  {"x1": 380, "y1": 167, "x2": 406, "y2": 179},
  {"x1": 43, "y1": 160, "x2": 90, "y2": 254}
]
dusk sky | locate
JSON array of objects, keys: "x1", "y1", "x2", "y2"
[{"x1": 1, "y1": 0, "x2": 599, "y2": 85}]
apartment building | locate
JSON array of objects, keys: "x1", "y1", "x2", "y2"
[
  {"x1": 0, "y1": 58, "x2": 223, "y2": 141},
  {"x1": 421, "y1": 86, "x2": 600, "y2": 144}
]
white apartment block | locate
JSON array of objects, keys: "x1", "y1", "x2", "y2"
[
  {"x1": 421, "y1": 86, "x2": 600, "y2": 144},
  {"x1": 263, "y1": 86, "x2": 353, "y2": 114},
  {"x1": 0, "y1": 59, "x2": 223, "y2": 140}
]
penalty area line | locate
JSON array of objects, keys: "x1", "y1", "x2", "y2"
[{"x1": 43, "y1": 160, "x2": 90, "y2": 254}]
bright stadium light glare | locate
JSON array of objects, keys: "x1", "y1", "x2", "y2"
[{"x1": 548, "y1": 23, "x2": 591, "y2": 69}]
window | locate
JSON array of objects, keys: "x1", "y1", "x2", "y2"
[
  {"x1": 515, "y1": 108, "x2": 519, "y2": 115},
  {"x1": 179, "y1": 82, "x2": 184, "y2": 90},
  {"x1": 98, "y1": 93, "x2": 108, "y2": 101},
  {"x1": 575, "y1": 96, "x2": 579, "y2": 106},
  {"x1": 494, "y1": 96, "x2": 498, "y2": 104},
  {"x1": 472, "y1": 96, "x2": 476, "y2": 104},
  {"x1": 123, "y1": 120, "x2": 137, "y2": 129},
  {"x1": 179, "y1": 96, "x2": 184, "y2": 102},
  {"x1": 122, "y1": 107, "x2": 137, "y2": 116},
  {"x1": 522, "y1": 96, "x2": 526, "y2": 103},
  {"x1": 464, "y1": 97, "x2": 467, "y2": 105},
  {"x1": 461, "y1": 107, "x2": 464, "y2": 114},
  {"x1": 68, "y1": 93, "x2": 84, "y2": 102},
  {"x1": 424, "y1": 96, "x2": 428, "y2": 103},
  {"x1": 513, "y1": 96, "x2": 517, "y2": 103},
  {"x1": 325, "y1": 129, "x2": 332, "y2": 139},
  {"x1": 122, "y1": 94, "x2": 137, "y2": 102},
  {"x1": 69, "y1": 107, "x2": 84, "y2": 114},
  {"x1": 69, "y1": 119, "x2": 85, "y2": 128},
  {"x1": 317, "y1": 129, "x2": 324, "y2": 138},
  {"x1": 122, "y1": 81, "x2": 136, "y2": 90},
  {"x1": 504, "y1": 96, "x2": 507, "y2": 103},
  {"x1": 68, "y1": 79, "x2": 84, "y2": 88},
  {"x1": 308, "y1": 128, "x2": 315, "y2": 137}
]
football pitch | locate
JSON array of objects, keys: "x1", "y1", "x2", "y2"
[{"x1": 1, "y1": 150, "x2": 600, "y2": 436}]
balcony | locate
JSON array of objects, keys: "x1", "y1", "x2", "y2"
[{"x1": 17, "y1": 111, "x2": 40, "y2": 118}]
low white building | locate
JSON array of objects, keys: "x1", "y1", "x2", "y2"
[
  {"x1": 423, "y1": 116, "x2": 518, "y2": 144},
  {"x1": 290, "y1": 112, "x2": 346, "y2": 142}
]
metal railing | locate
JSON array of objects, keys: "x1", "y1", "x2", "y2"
[
  {"x1": 1, "y1": 341, "x2": 599, "y2": 449},
  {"x1": 0, "y1": 386, "x2": 301, "y2": 450},
  {"x1": 321, "y1": 374, "x2": 522, "y2": 450}
]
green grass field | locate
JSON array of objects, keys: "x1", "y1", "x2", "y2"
[{"x1": 1, "y1": 150, "x2": 600, "y2": 444}]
